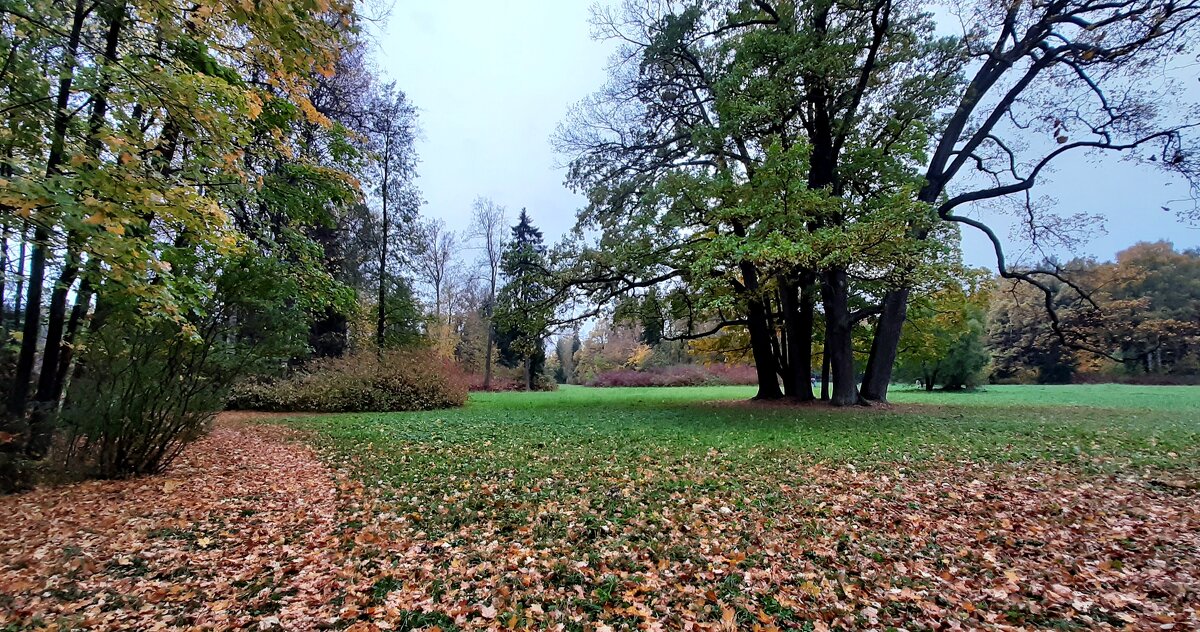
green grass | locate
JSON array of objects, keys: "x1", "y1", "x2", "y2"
[
  {"x1": 271, "y1": 384, "x2": 1200, "y2": 628},
  {"x1": 292, "y1": 383, "x2": 1199, "y2": 474},
  {"x1": 279, "y1": 384, "x2": 1199, "y2": 537}
]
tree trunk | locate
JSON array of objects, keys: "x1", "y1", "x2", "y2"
[
  {"x1": 376, "y1": 135, "x2": 391, "y2": 351},
  {"x1": 739, "y1": 261, "x2": 782, "y2": 400},
  {"x1": 483, "y1": 323, "x2": 495, "y2": 391},
  {"x1": 861, "y1": 288, "x2": 909, "y2": 402},
  {"x1": 7, "y1": 0, "x2": 88, "y2": 423},
  {"x1": 779, "y1": 275, "x2": 815, "y2": 401},
  {"x1": 821, "y1": 268, "x2": 862, "y2": 406},
  {"x1": 0, "y1": 224, "x2": 8, "y2": 332},
  {"x1": 26, "y1": 253, "x2": 79, "y2": 457},
  {"x1": 523, "y1": 355, "x2": 532, "y2": 391},
  {"x1": 746, "y1": 297, "x2": 783, "y2": 400},
  {"x1": 53, "y1": 274, "x2": 95, "y2": 401}
]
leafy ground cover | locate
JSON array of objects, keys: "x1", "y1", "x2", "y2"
[{"x1": 2, "y1": 386, "x2": 1199, "y2": 630}]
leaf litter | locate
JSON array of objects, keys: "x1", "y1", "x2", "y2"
[{"x1": 1, "y1": 417, "x2": 1198, "y2": 631}]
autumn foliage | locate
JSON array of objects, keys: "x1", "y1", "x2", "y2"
[{"x1": 229, "y1": 350, "x2": 468, "y2": 413}]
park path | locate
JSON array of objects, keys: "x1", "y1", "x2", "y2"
[{"x1": 0, "y1": 415, "x2": 351, "y2": 630}]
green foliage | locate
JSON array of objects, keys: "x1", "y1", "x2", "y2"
[
  {"x1": 58, "y1": 247, "x2": 308, "y2": 478},
  {"x1": 895, "y1": 272, "x2": 992, "y2": 390},
  {"x1": 495, "y1": 209, "x2": 554, "y2": 386},
  {"x1": 229, "y1": 349, "x2": 468, "y2": 413}
]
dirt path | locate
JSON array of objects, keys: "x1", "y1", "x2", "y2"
[{"x1": 0, "y1": 418, "x2": 348, "y2": 630}]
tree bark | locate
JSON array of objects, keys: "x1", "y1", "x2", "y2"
[
  {"x1": 52, "y1": 274, "x2": 94, "y2": 401},
  {"x1": 26, "y1": 252, "x2": 78, "y2": 457},
  {"x1": 860, "y1": 287, "x2": 909, "y2": 402},
  {"x1": 779, "y1": 275, "x2": 815, "y2": 401},
  {"x1": 376, "y1": 133, "x2": 391, "y2": 351},
  {"x1": 523, "y1": 355, "x2": 532, "y2": 391},
  {"x1": 483, "y1": 322, "x2": 495, "y2": 391},
  {"x1": 740, "y1": 260, "x2": 782, "y2": 400},
  {"x1": 10, "y1": 225, "x2": 26, "y2": 332},
  {"x1": 821, "y1": 268, "x2": 863, "y2": 406},
  {"x1": 746, "y1": 297, "x2": 783, "y2": 400},
  {"x1": 0, "y1": 224, "x2": 8, "y2": 332}
]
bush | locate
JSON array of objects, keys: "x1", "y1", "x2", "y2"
[
  {"x1": 587, "y1": 364, "x2": 758, "y2": 387},
  {"x1": 60, "y1": 322, "x2": 228, "y2": 479},
  {"x1": 466, "y1": 373, "x2": 525, "y2": 392},
  {"x1": 230, "y1": 349, "x2": 468, "y2": 412},
  {"x1": 465, "y1": 364, "x2": 558, "y2": 392},
  {"x1": 58, "y1": 254, "x2": 311, "y2": 479}
]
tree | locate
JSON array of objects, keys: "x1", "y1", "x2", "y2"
[
  {"x1": 0, "y1": 0, "x2": 401, "y2": 486},
  {"x1": 987, "y1": 277, "x2": 1081, "y2": 384},
  {"x1": 495, "y1": 209, "x2": 553, "y2": 390},
  {"x1": 557, "y1": 0, "x2": 960, "y2": 404},
  {"x1": 986, "y1": 243, "x2": 1200, "y2": 381},
  {"x1": 367, "y1": 83, "x2": 420, "y2": 350},
  {"x1": 861, "y1": 0, "x2": 1200, "y2": 401},
  {"x1": 412, "y1": 218, "x2": 458, "y2": 325},
  {"x1": 895, "y1": 274, "x2": 991, "y2": 390},
  {"x1": 553, "y1": 332, "x2": 582, "y2": 384},
  {"x1": 470, "y1": 197, "x2": 507, "y2": 389}
]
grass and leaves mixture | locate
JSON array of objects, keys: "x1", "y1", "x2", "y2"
[{"x1": 3, "y1": 385, "x2": 1198, "y2": 630}]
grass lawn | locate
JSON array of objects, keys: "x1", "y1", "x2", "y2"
[
  {"x1": 285, "y1": 384, "x2": 1199, "y2": 630},
  {"x1": 307, "y1": 384, "x2": 1200, "y2": 477}
]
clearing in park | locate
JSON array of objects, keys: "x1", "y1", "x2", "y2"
[{"x1": 2, "y1": 384, "x2": 1197, "y2": 630}]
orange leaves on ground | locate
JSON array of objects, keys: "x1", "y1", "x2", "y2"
[
  {"x1": 0, "y1": 420, "x2": 346, "y2": 630},
  {"x1": 2, "y1": 418, "x2": 1199, "y2": 630}
]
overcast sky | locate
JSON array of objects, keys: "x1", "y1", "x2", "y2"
[{"x1": 370, "y1": 2, "x2": 1200, "y2": 271}]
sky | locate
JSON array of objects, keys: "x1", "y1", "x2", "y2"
[{"x1": 369, "y1": 2, "x2": 1200, "y2": 271}]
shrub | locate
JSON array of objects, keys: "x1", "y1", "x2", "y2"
[
  {"x1": 586, "y1": 364, "x2": 758, "y2": 387},
  {"x1": 464, "y1": 364, "x2": 558, "y2": 392},
  {"x1": 60, "y1": 322, "x2": 229, "y2": 479},
  {"x1": 466, "y1": 373, "x2": 525, "y2": 392},
  {"x1": 229, "y1": 349, "x2": 468, "y2": 412},
  {"x1": 58, "y1": 253, "x2": 311, "y2": 479}
]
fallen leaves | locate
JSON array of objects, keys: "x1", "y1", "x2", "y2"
[
  {"x1": 0, "y1": 421, "x2": 345, "y2": 630},
  {"x1": 1, "y1": 414, "x2": 1198, "y2": 630}
]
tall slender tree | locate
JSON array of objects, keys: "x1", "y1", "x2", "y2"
[
  {"x1": 367, "y1": 83, "x2": 420, "y2": 349},
  {"x1": 470, "y1": 197, "x2": 507, "y2": 390}
]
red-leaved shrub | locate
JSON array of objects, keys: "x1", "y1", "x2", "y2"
[
  {"x1": 586, "y1": 364, "x2": 758, "y2": 387},
  {"x1": 229, "y1": 349, "x2": 468, "y2": 412}
]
